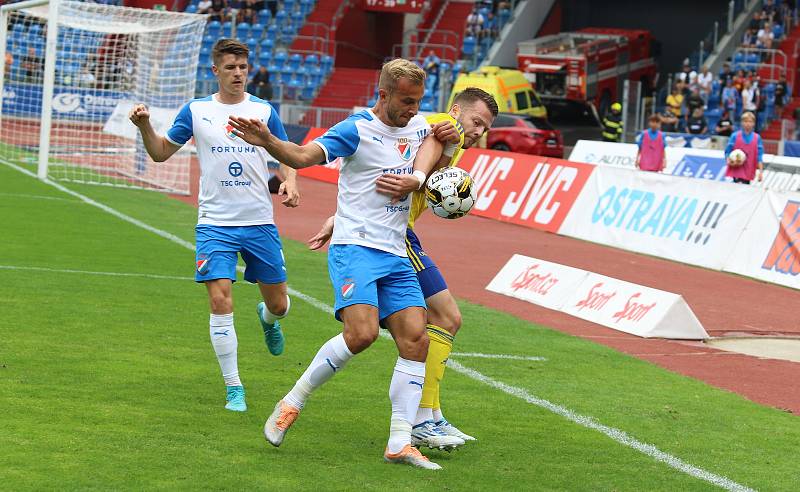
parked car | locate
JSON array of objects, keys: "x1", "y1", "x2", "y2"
[{"x1": 487, "y1": 112, "x2": 563, "y2": 157}]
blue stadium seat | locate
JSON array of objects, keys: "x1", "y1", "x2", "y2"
[
  {"x1": 274, "y1": 50, "x2": 288, "y2": 66},
  {"x1": 258, "y1": 50, "x2": 272, "y2": 66},
  {"x1": 733, "y1": 52, "x2": 745, "y2": 65},
  {"x1": 266, "y1": 24, "x2": 278, "y2": 41},
  {"x1": 280, "y1": 24, "x2": 296, "y2": 45},
  {"x1": 275, "y1": 9, "x2": 288, "y2": 26},
  {"x1": 305, "y1": 54, "x2": 319, "y2": 66},
  {"x1": 498, "y1": 8, "x2": 511, "y2": 28},
  {"x1": 746, "y1": 53, "x2": 759, "y2": 68},
  {"x1": 258, "y1": 9, "x2": 272, "y2": 26},
  {"x1": 284, "y1": 0, "x2": 297, "y2": 12},
  {"x1": 295, "y1": 64, "x2": 308, "y2": 77},
  {"x1": 237, "y1": 23, "x2": 251, "y2": 40},
  {"x1": 260, "y1": 38, "x2": 275, "y2": 53},
  {"x1": 280, "y1": 64, "x2": 293, "y2": 84},
  {"x1": 308, "y1": 64, "x2": 323, "y2": 85},
  {"x1": 462, "y1": 36, "x2": 476, "y2": 56},
  {"x1": 245, "y1": 37, "x2": 259, "y2": 54},
  {"x1": 302, "y1": 79, "x2": 316, "y2": 100},
  {"x1": 251, "y1": 23, "x2": 265, "y2": 40},
  {"x1": 267, "y1": 60, "x2": 281, "y2": 74},
  {"x1": 289, "y1": 53, "x2": 303, "y2": 71},
  {"x1": 207, "y1": 21, "x2": 221, "y2": 38},
  {"x1": 300, "y1": 0, "x2": 315, "y2": 16},
  {"x1": 222, "y1": 21, "x2": 233, "y2": 38},
  {"x1": 421, "y1": 100, "x2": 434, "y2": 112},
  {"x1": 185, "y1": 4, "x2": 197, "y2": 13},
  {"x1": 291, "y1": 10, "x2": 304, "y2": 27},
  {"x1": 773, "y1": 24, "x2": 783, "y2": 39},
  {"x1": 203, "y1": 34, "x2": 215, "y2": 46},
  {"x1": 320, "y1": 54, "x2": 333, "y2": 73}
]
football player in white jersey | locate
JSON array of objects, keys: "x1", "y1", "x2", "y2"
[
  {"x1": 129, "y1": 39, "x2": 298, "y2": 413},
  {"x1": 228, "y1": 59, "x2": 457, "y2": 469}
]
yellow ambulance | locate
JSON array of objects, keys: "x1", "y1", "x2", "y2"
[{"x1": 447, "y1": 66, "x2": 547, "y2": 119}]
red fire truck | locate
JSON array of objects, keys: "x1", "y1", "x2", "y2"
[{"x1": 517, "y1": 28, "x2": 657, "y2": 116}]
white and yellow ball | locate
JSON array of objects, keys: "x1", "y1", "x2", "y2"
[
  {"x1": 425, "y1": 167, "x2": 477, "y2": 219},
  {"x1": 728, "y1": 149, "x2": 747, "y2": 167}
]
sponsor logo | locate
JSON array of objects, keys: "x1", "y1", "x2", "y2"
[
  {"x1": 574, "y1": 282, "x2": 616, "y2": 312},
  {"x1": 52, "y1": 92, "x2": 120, "y2": 114},
  {"x1": 395, "y1": 137, "x2": 412, "y2": 160},
  {"x1": 341, "y1": 281, "x2": 355, "y2": 300},
  {"x1": 672, "y1": 155, "x2": 727, "y2": 181},
  {"x1": 225, "y1": 123, "x2": 237, "y2": 139},
  {"x1": 582, "y1": 152, "x2": 634, "y2": 166},
  {"x1": 408, "y1": 380, "x2": 424, "y2": 388},
  {"x1": 325, "y1": 357, "x2": 339, "y2": 372},
  {"x1": 611, "y1": 293, "x2": 657, "y2": 323},
  {"x1": 416, "y1": 128, "x2": 428, "y2": 142},
  {"x1": 211, "y1": 145, "x2": 257, "y2": 153},
  {"x1": 591, "y1": 186, "x2": 728, "y2": 245},
  {"x1": 372, "y1": 135, "x2": 384, "y2": 145},
  {"x1": 509, "y1": 264, "x2": 558, "y2": 296},
  {"x1": 761, "y1": 200, "x2": 800, "y2": 275},
  {"x1": 202, "y1": 117, "x2": 213, "y2": 125},
  {"x1": 462, "y1": 151, "x2": 592, "y2": 232},
  {"x1": 213, "y1": 329, "x2": 230, "y2": 336},
  {"x1": 52, "y1": 93, "x2": 83, "y2": 113},
  {"x1": 228, "y1": 162, "x2": 243, "y2": 177}
]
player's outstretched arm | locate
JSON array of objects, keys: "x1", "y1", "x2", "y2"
[
  {"x1": 307, "y1": 215, "x2": 335, "y2": 250},
  {"x1": 129, "y1": 104, "x2": 181, "y2": 162},
  {"x1": 228, "y1": 116, "x2": 324, "y2": 169}
]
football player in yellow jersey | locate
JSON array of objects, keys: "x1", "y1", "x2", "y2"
[{"x1": 309, "y1": 88, "x2": 499, "y2": 451}]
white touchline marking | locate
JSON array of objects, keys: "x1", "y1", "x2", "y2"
[
  {"x1": 0, "y1": 192, "x2": 82, "y2": 203},
  {"x1": 3, "y1": 160, "x2": 754, "y2": 491},
  {"x1": 446, "y1": 360, "x2": 753, "y2": 492},
  {"x1": 0, "y1": 264, "x2": 192, "y2": 281},
  {"x1": 450, "y1": 352, "x2": 547, "y2": 361}
]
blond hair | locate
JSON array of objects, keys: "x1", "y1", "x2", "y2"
[
  {"x1": 378, "y1": 58, "x2": 425, "y2": 93},
  {"x1": 741, "y1": 111, "x2": 756, "y2": 122}
]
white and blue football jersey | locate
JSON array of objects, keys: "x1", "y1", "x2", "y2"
[
  {"x1": 314, "y1": 109, "x2": 430, "y2": 257},
  {"x1": 166, "y1": 93, "x2": 288, "y2": 226}
]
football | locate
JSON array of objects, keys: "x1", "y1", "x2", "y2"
[
  {"x1": 425, "y1": 167, "x2": 477, "y2": 219},
  {"x1": 728, "y1": 149, "x2": 747, "y2": 167}
]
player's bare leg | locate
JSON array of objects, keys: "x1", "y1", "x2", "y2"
[
  {"x1": 257, "y1": 281, "x2": 290, "y2": 355},
  {"x1": 421, "y1": 289, "x2": 475, "y2": 442},
  {"x1": 264, "y1": 304, "x2": 376, "y2": 446},
  {"x1": 206, "y1": 279, "x2": 246, "y2": 411}
]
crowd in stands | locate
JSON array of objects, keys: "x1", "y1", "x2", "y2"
[
  {"x1": 657, "y1": 1, "x2": 793, "y2": 137},
  {"x1": 461, "y1": 0, "x2": 513, "y2": 68}
]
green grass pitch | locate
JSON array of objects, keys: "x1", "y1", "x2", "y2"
[{"x1": 0, "y1": 159, "x2": 797, "y2": 490}]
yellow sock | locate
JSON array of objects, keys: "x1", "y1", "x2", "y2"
[{"x1": 420, "y1": 324, "x2": 453, "y2": 410}]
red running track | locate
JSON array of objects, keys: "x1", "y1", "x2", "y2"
[{"x1": 175, "y1": 175, "x2": 800, "y2": 414}]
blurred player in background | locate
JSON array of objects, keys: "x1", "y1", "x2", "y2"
[
  {"x1": 129, "y1": 39, "x2": 298, "y2": 413},
  {"x1": 228, "y1": 58, "x2": 460, "y2": 469},
  {"x1": 309, "y1": 88, "x2": 499, "y2": 451}
]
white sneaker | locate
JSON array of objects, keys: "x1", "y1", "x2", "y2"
[
  {"x1": 384, "y1": 444, "x2": 442, "y2": 470},
  {"x1": 264, "y1": 400, "x2": 300, "y2": 447},
  {"x1": 436, "y1": 419, "x2": 476, "y2": 442},
  {"x1": 411, "y1": 420, "x2": 465, "y2": 450}
]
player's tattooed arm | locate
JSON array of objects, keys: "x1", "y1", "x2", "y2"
[
  {"x1": 307, "y1": 215, "x2": 335, "y2": 250},
  {"x1": 278, "y1": 163, "x2": 300, "y2": 207},
  {"x1": 227, "y1": 116, "x2": 325, "y2": 169}
]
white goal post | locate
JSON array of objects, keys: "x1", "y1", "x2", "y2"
[{"x1": 0, "y1": 0, "x2": 206, "y2": 194}]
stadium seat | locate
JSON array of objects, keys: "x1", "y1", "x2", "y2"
[
  {"x1": 463, "y1": 36, "x2": 476, "y2": 56},
  {"x1": 291, "y1": 10, "x2": 304, "y2": 27},
  {"x1": 280, "y1": 64, "x2": 294, "y2": 84},
  {"x1": 245, "y1": 37, "x2": 259, "y2": 54},
  {"x1": 280, "y1": 24, "x2": 296, "y2": 45},
  {"x1": 308, "y1": 64, "x2": 323, "y2": 85},
  {"x1": 421, "y1": 100, "x2": 434, "y2": 112},
  {"x1": 267, "y1": 60, "x2": 281, "y2": 74},
  {"x1": 304, "y1": 54, "x2": 319, "y2": 66},
  {"x1": 300, "y1": 0, "x2": 315, "y2": 16},
  {"x1": 274, "y1": 50, "x2": 288, "y2": 67},
  {"x1": 207, "y1": 21, "x2": 221, "y2": 38},
  {"x1": 320, "y1": 54, "x2": 333, "y2": 73},
  {"x1": 266, "y1": 24, "x2": 278, "y2": 41},
  {"x1": 746, "y1": 53, "x2": 759, "y2": 68},
  {"x1": 260, "y1": 38, "x2": 275, "y2": 54},
  {"x1": 237, "y1": 23, "x2": 251, "y2": 41},
  {"x1": 203, "y1": 34, "x2": 215, "y2": 46},
  {"x1": 251, "y1": 23, "x2": 265, "y2": 40},
  {"x1": 498, "y1": 8, "x2": 511, "y2": 27},
  {"x1": 258, "y1": 50, "x2": 272, "y2": 67},
  {"x1": 302, "y1": 79, "x2": 316, "y2": 100},
  {"x1": 258, "y1": 9, "x2": 272, "y2": 26},
  {"x1": 289, "y1": 53, "x2": 303, "y2": 71},
  {"x1": 185, "y1": 4, "x2": 197, "y2": 13},
  {"x1": 222, "y1": 21, "x2": 233, "y2": 38},
  {"x1": 275, "y1": 9, "x2": 288, "y2": 26},
  {"x1": 773, "y1": 24, "x2": 783, "y2": 39},
  {"x1": 733, "y1": 52, "x2": 745, "y2": 65}
]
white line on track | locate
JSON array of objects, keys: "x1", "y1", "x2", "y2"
[
  {"x1": 450, "y1": 352, "x2": 547, "y2": 361},
  {"x1": 0, "y1": 192, "x2": 82, "y2": 203},
  {"x1": 2, "y1": 160, "x2": 754, "y2": 492}
]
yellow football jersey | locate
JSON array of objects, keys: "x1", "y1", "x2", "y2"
[{"x1": 407, "y1": 113, "x2": 466, "y2": 228}]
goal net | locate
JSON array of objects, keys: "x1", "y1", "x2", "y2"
[{"x1": 0, "y1": 0, "x2": 206, "y2": 195}]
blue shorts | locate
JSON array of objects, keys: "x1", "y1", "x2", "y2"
[
  {"x1": 328, "y1": 244, "x2": 426, "y2": 323},
  {"x1": 195, "y1": 224, "x2": 286, "y2": 284},
  {"x1": 405, "y1": 228, "x2": 448, "y2": 299}
]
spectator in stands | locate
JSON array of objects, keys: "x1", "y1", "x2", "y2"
[
  {"x1": 660, "y1": 111, "x2": 679, "y2": 132},
  {"x1": 775, "y1": 76, "x2": 788, "y2": 116},
  {"x1": 666, "y1": 85, "x2": 684, "y2": 118},
  {"x1": 721, "y1": 78, "x2": 738, "y2": 115},
  {"x1": 466, "y1": 7, "x2": 484, "y2": 38},
  {"x1": 749, "y1": 11, "x2": 763, "y2": 31},
  {"x1": 757, "y1": 22, "x2": 774, "y2": 49},
  {"x1": 601, "y1": 102, "x2": 623, "y2": 142},
  {"x1": 697, "y1": 65, "x2": 713, "y2": 101},
  {"x1": 677, "y1": 60, "x2": 696, "y2": 87},
  {"x1": 741, "y1": 79, "x2": 758, "y2": 128},
  {"x1": 733, "y1": 69, "x2": 746, "y2": 91},
  {"x1": 21, "y1": 47, "x2": 42, "y2": 83},
  {"x1": 715, "y1": 109, "x2": 734, "y2": 136},
  {"x1": 79, "y1": 61, "x2": 96, "y2": 88},
  {"x1": 687, "y1": 107, "x2": 708, "y2": 135},
  {"x1": 719, "y1": 62, "x2": 734, "y2": 86},
  {"x1": 422, "y1": 50, "x2": 440, "y2": 74},
  {"x1": 209, "y1": 0, "x2": 226, "y2": 22},
  {"x1": 249, "y1": 66, "x2": 273, "y2": 100},
  {"x1": 686, "y1": 86, "x2": 704, "y2": 119},
  {"x1": 725, "y1": 111, "x2": 764, "y2": 184},
  {"x1": 482, "y1": 12, "x2": 499, "y2": 39},
  {"x1": 265, "y1": 0, "x2": 278, "y2": 16},
  {"x1": 742, "y1": 28, "x2": 757, "y2": 48},
  {"x1": 4, "y1": 51, "x2": 12, "y2": 71},
  {"x1": 636, "y1": 114, "x2": 666, "y2": 172},
  {"x1": 197, "y1": 0, "x2": 212, "y2": 14}
]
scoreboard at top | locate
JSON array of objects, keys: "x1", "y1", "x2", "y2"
[{"x1": 361, "y1": 0, "x2": 424, "y2": 13}]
